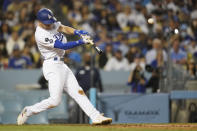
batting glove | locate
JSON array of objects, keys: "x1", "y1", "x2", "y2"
[
  {"x1": 74, "y1": 30, "x2": 89, "y2": 36},
  {"x1": 81, "y1": 35, "x2": 92, "y2": 44}
]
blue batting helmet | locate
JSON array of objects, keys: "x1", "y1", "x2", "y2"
[{"x1": 37, "y1": 8, "x2": 57, "y2": 24}]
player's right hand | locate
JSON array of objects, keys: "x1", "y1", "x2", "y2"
[{"x1": 81, "y1": 35, "x2": 92, "y2": 44}]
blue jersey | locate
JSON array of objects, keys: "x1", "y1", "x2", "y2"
[{"x1": 8, "y1": 56, "x2": 32, "y2": 69}]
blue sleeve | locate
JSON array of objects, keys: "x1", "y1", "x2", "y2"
[{"x1": 54, "y1": 39, "x2": 85, "y2": 50}]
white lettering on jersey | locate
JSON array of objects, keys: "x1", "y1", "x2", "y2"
[{"x1": 53, "y1": 32, "x2": 63, "y2": 42}]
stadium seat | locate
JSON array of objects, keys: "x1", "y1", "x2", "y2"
[
  {"x1": 27, "y1": 111, "x2": 49, "y2": 124},
  {"x1": 47, "y1": 94, "x2": 68, "y2": 120}
]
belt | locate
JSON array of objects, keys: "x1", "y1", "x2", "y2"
[
  {"x1": 53, "y1": 57, "x2": 64, "y2": 61},
  {"x1": 44, "y1": 57, "x2": 64, "y2": 61}
]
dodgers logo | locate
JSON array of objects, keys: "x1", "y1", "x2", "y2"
[{"x1": 53, "y1": 33, "x2": 63, "y2": 42}]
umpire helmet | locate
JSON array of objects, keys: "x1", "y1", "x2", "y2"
[{"x1": 37, "y1": 8, "x2": 57, "y2": 24}]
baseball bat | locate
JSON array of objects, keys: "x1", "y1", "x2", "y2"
[
  {"x1": 81, "y1": 35, "x2": 103, "y2": 54},
  {"x1": 88, "y1": 40, "x2": 103, "y2": 55}
]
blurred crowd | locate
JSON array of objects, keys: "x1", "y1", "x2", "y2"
[{"x1": 1, "y1": 0, "x2": 197, "y2": 92}]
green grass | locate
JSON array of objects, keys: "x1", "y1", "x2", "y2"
[{"x1": 0, "y1": 124, "x2": 197, "y2": 131}]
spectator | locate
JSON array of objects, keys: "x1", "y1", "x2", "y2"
[
  {"x1": 146, "y1": 50, "x2": 166, "y2": 93},
  {"x1": 26, "y1": 34, "x2": 40, "y2": 64},
  {"x1": 106, "y1": 13, "x2": 121, "y2": 32},
  {"x1": 22, "y1": 45, "x2": 34, "y2": 67},
  {"x1": 97, "y1": 9, "x2": 108, "y2": 26},
  {"x1": 104, "y1": 50, "x2": 129, "y2": 71},
  {"x1": 170, "y1": 39, "x2": 187, "y2": 65},
  {"x1": 146, "y1": 0, "x2": 159, "y2": 14},
  {"x1": 151, "y1": 50, "x2": 165, "y2": 69},
  {"x1": 146, "y1": 68, "x2": 160, "y2": 93},
  {"x1": 118, "y1": 35, "x2": 129, "y2": 56},
  {"x1": 6, "y1": 30, "x2": 25, "y2": 55},
  {"x1": 75, "y1": 52, "x2": 103, "y2": 93},
  {"x1": 81, "y1": 5, "x2": 93, "y2": 21},
  {"x1": 111, "y1": 32, "x2": 124, "y2": 52},
  {"x1": 189, "y1": 17, "x2": 197, "y2": 41},
  {"x1": 80, "y1": 5, "x2": 94, "y2": 34},
  {"x1": 116, "y1": 5, "x2": 131, "y2": 30},
  {"x1": 125, "y1": 45, "x2": 141, "y2": 64},
  {"x1": 98, "y1": 43, "x2": 113, "y2": 69},
  {"x1": 138, "y1": 33, "x2": 149, "y2": 53},
  {"x1": 187, "y1": 40, "x2": 197, "y2": 57},
  {"x1": 67, "y1": 1, "x2": 82, "y2": 25},
  {"x1": 92, "y1": 0, "x2": 103, "y2": 22},
  {"x1": 18, "y1": 6, "x2": 29, "y2": 24},
  {"x1": 0, "y1": 39, "x2": 8, "y2": 58},
  {"x1": 8, "y1": 45, "x2": 32, "y2": 69},
  {"x1": 132, "y1": 1, "x2": 148, "y2": 34},
  {"x1": 166, "y1": 0, "x2": 179, "y2": 13},
  {"x1": 127, "y1": 64, "x2": 146, "y2": 93},
  {"x1": 186, "y1": 59, "x2": 196, "y2": 79},
  {"x1": 129, "y1": 54, "x2": 146, "y2": 72},
  {"x1": 127, "y1": 23, "x2": 141, "y2": 45},
  {"x1": 145, "y1": 38, "x2": 167, "y2": 65},
  {"x1": 0, "y1": 54, "x2": 8, "y2": 70},
  {"x1": 5, "y1": 11, "x2": 18, "y2": 27},
  {"x1": 188, "y1": 103, "x2": 197, "y2": 122},
  {"x1": 95, "y1": 28, "x2": 111, "y2": 51},
  {"x1": 0, "y1": 23, "x2": 11, "y2": 40}
]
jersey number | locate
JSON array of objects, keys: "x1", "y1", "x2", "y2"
[{"x1": 45, "y1": 38, "x2": 53, "y2": 43}]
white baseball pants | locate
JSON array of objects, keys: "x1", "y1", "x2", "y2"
[{"x1": 26, "y1": 60, "x2": 100, "y2": 121}]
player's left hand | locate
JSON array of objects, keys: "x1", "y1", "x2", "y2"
[
  {"x1": 74, "y1": 30, "x2": 89, "y2": 36},
  {"x1": 81, "y1": 35, "x2": 92, "y2": 44}
]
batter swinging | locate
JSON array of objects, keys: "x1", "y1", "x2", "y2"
[{"x1": 17, "y1": 8, "x2": 112, "y2": 125}]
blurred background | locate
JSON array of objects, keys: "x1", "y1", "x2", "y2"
[{"x1": 0, "y1": 0, "x2": 197, "y2": 124}]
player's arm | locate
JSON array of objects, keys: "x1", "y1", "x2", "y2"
[
  {"x1": 39, "y1": 39, "x2": 88, "y2": 50},
  {"x1": 36, "y1": 32, "x2": 90, "y2": 50},
  {"x1": 54, "y1": 39, "x2": 85, "y2": 50},
  {"x1": 54, "y1": 35, "x2": 90, "y2": 50},
  {"x1": 58, "y1": 25, "x2": 89, "y2": 36}
]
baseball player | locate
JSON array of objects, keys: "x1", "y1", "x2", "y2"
[{"x1": 17, "y1": 8, "x2": 112, "y2": 125}]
